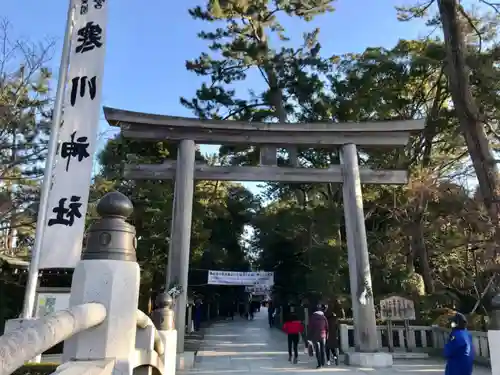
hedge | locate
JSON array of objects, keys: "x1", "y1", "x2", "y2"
[{"x1": 11, "y1": 363, "x2": 58, "y2": 375}]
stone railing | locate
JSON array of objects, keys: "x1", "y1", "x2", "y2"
[
  {"x1": 339, "y1": 323, "x2": 490, "y2": 363},
  {"x1": 0, "y1": 303, "x2": 107, "y2": 375},
  {"x1": 0, "y1": 192, "x2": 177, "y2": 375},
  {"x1": 431, "y1": 326, "x2": 490, "y2": 364},
  {"x1": 340, "y1": 324, "x2": 434, "y2": 354}
]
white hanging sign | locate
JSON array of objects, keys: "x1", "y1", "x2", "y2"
[
  {"x1": 245, "y1": 285, "x2": 271, "y2": 295},
  {"x1": 38, "y1": 0, "x2": 108, "y2": 269},
  {"x1": 207, "y1": 270, "x2": 274, "y2": 286},
  {"x1": 380, "y1": 296, "x2": 416, "y2": 321}
]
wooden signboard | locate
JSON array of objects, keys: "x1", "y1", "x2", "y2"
[{"x1": 380, "y1": 296, "x2": 416, "y2": 321}]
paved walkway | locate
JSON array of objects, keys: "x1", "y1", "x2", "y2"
[{"x1": 179, "y1": 307, "x2": 491, "y2": 375}]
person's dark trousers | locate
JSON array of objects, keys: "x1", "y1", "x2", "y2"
[
  {"x1": 313, "y1": 338, "x2": 326, "y2": 367},
  {"x1": 194, "y1": 318, "x2": 201, "y2": 331},
  {"x1": 268, "y1": 314, "x2": 274, "y2": 327},
  {"x1": 287, "y1": 334, "x2": 299, "y2": 361},
  {"x1": 325, "y1": 346, "x2": 338, "y2": 364}
]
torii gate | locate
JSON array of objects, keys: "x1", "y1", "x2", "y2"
[{"x1": 104, "y1": 106, "x2": 424, "y2": 366}]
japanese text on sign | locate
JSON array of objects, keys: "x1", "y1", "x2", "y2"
[
  {"x1": 208, "y1": 270, "x2": 274, "y2": 286},
  {"x1": 380, "y1": 296, "x2": 416, "y2": 321}
]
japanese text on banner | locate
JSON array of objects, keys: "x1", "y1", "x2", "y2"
[
  {"x1": 207, "y1": 270, "x2": 275, "y2": 286},
  {"x1": 38, "y1": 0, "x2": 108, "y2": 269}
]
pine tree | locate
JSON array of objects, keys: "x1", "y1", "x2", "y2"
[
  {"x1": 182, "y1": 0, "x2": 335, "y2": 165},
  {"x1": 396, "y1": 0, "x2": 500, "y2": 266},
  {"x1": 0, "y1": 19, "x2": 53, "y2": 256}
]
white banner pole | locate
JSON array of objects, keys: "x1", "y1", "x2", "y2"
[{"x1": 21, "y1": 0, "x2": 76, "y2": 319}]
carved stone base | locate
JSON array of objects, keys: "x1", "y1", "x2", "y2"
[
  {"x1": 176, "y1": 351, "x2": 196, "y2": 370},
  {"x1": 345, "y1": 352, "x2": 393, "y2": 368}
]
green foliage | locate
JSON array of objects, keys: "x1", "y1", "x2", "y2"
[
  {"x1": 0, "y1": 19, "x2": 54, "y2": 327},
  {"x1": 5, "y1": 0, "x2": 500, "y2": 336},
  {"x1": 182, "y1": 0, "x2": 334, "y2": 163},
  {"x1": 0, "y1": 20, "x2": 53, "y2": 256},
  {"x1": 12, "y1": 363, "x2": 59, "y2": 375},
  {"x1": 32, "y1": 0, "x2": 496, "y2": 325},
  {"x1": 176, "y1": 0, "x2": 500, "y2": 324}
]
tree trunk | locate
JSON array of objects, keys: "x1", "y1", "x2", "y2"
[
  {"x1": 410, "y1": 221, "x2": 435, "y2": 294},
  {"x1": 406, "y1": 234, "x2": 416, "y2": 273},
  {"x1": 438, "y1": 0, "x2": 500, "y2": 263},
  {"x1": 421, "y1": 68, "x2": 444, "y2": 167},
  {"x1": 254, "y1": 21, "x2": 298, "y2": 167},
  {"x1": 407, "y1": 74, "x2": 443, "y2": 291}
]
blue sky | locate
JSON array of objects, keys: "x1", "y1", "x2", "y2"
[{"x1": 4, "y1": 0, "x2": 428, "y2": 193}]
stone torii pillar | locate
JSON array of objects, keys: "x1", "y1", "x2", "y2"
[
  {"x1": 341, "y1": 143, "x2": 392, "y2": 367},
  {"x1": 166, "y1": 139, "x2": 196, "y2": 353}
]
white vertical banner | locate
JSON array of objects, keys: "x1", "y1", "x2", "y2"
[{"x1": 38, "y1": 0, "x2": 108, "y2": 268}]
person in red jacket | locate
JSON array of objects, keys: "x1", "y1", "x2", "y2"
[
  {"x1": 308, "y1": 305, "x2": 329, "y2": 368},
  {"x1": 283, "y1": 314, "x2": 304, "y2": 364}
]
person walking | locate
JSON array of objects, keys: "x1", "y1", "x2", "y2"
[
  {"x1": 308, "y1": 305, "x2": 329, "y2": 368},
  {"x1": 193, "y1": 300, "x2": 202, "y2": 331},
  {"x1": 268, "y1": 301, "x2": 275, "y2": 328},
  {"x1": 325, "y1": 310, "x2": 339, "y2": 365},
  {"x1": 228, "y1": 301, "x2": 235, "y2": 320},
  {"x1": 249, "y1": 302, "x2": 254, "y2": 320},
  {"x1": 283, "y1": 313, "x2": 304, "y2": 364},
  {"x1": 444, "y1": 312, "x2": 474, "y2": 375},
  {"x1": 238, "y1": 301, "x2": 243, "y2": 317}
]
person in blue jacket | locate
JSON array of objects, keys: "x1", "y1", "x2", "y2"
[{"x1": 444, "y1": 312, "x2": 474, "y2": 375}]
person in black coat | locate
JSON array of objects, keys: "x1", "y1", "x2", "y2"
[
  {"x1": 268, "y1": 301, "x2": 275, "y2": 328},
  {"x1": 325, "y1": 311, "x2": 339, "y2": 365}
]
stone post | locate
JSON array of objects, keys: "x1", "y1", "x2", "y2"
[
  {"x1": 152, "y1": 292, "x2": 177, "y2": 375},
  {"x1": 341, "y1": 144, "x2": 392, "y2": 367},
  {"x1": 166, "y1": 139, "x2": 196, "y2": 352},
  {"x1": 62, "y1": 191, "x2": 140, "y2": 375},
  {"x1": 187, "y1": 301, "x2": 193, "y2": 333},
  {"x1": 339, "y1": 324, "x2": 350, "y2": 353},
  {"x1": 488, "y1": 294, "x2": 500, "y2": 375}
]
